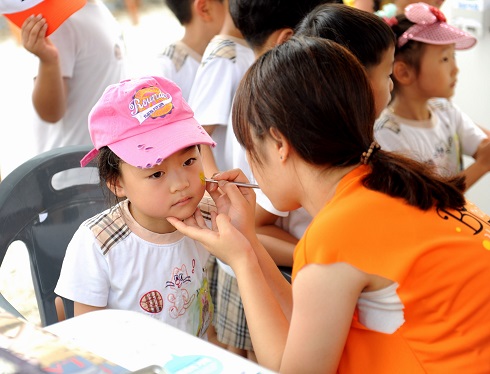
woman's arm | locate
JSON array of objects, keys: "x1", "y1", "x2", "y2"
[
  {"x1": 255, "y1": 205, "x2": 296, "y2": 267},
  {"x1": 280, "y1": 263, "x2": 368, "y2": 373}
]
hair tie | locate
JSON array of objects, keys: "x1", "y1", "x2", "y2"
[{"x1": 361, "y1": 141, "x2": 381, "y2": 164}]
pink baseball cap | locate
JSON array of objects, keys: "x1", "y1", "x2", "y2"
[
  {"x1": 0, "y1": 0, "x2": 86, "y2": 36},
  {"x1": 81, "y1": 76, "x2": 216, "y2": 169},
  {"x1": 398, "y1": 2, "x2": 476, "y2": 50}
]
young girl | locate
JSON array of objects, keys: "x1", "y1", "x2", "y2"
[
  {"x1": 168, "y1": 36, "x2": 490, "y2": 372},
  {"x1": 375, "y1": 2, "x2": 490, "y2": 189},
  {"x1": 55, "y1": 76, "x2": 216, "y2": 338}
]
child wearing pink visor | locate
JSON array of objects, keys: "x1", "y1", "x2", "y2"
[
  {"x1": 375, "y1": 2, "x2": 490, "y2": 190},
  {"x1": 55, "y1": 76, "x2": 216, "y2": 339}
]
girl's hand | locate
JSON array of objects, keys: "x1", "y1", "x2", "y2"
[
  {"x1": 206, "y1": 169, "x2": 256, "y2": 239},
  {"x1": 167, "y1": 208, "x2": 255, "y2": 269},
  {"x1": 21, "y1": 15, "x2": 58, "y2": 63}
]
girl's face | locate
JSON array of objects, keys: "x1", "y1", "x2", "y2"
[
  {"x1": 366, "y1": 45, "x2": 395, "y2": 118},
  {"x1": 416, "y1": 43, "x2": 459, "y2": 99},
  {"x1": 114, "y1": 146, "x2": 206, "y2": 234}
]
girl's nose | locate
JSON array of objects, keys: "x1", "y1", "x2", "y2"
[{"x1": 169, "y1": 172, "x2": 190, "y2": 193}]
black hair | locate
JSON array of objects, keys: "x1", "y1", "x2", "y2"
[
  {"x1": 229, "y1": 0, "x2": 341, "y2": 50},
  {"x1": 296, "y1": 3, "x2": 396, "y2": 69},
  {"x1": 165, "y1": 0, "x2": 195, "y2": 25}
]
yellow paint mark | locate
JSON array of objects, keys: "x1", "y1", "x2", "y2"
[
  {"x1": 455, "y1": 227, "x2": 462, "y2": 233},
  {"x1": 483, "y1": 240, "x2": 490, "y2": 251},
  {"x1": 199, "y1": 171, "x2": 206, "y2": 185}
]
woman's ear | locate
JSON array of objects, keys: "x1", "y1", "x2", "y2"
[
  {"x1": 269, "y1": 127, "x2": 290, "y2": 162},
  {"x1": 106, "y1": 177, "x2": 126, "y2": 198},
  {"x1": 392, "y1": 60, "x2": 414, "y2": 86}
]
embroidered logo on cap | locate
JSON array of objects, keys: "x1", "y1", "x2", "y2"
[{"x1": 130, "y1": 86, "x2": 174, "y2": 124}]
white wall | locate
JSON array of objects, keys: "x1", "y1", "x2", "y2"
[{"x1": 442, "y1": 1, "x2": 490, "y2": 214}]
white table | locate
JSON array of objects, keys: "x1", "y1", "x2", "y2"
[{"x1": 45, "y1": 309, "x2": 275, "y2": 373}]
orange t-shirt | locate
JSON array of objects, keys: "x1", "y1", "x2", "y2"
[{"x1": 293, "y1": 166, "x2": 490, "y2": 373}]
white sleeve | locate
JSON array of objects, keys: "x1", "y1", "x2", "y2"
[
  {"x1": 374, "y1": 114, "x2": 408, "y2": 153},
  {"x1": 452, "y1": 104, "x2": 487, "y2": 157},
  {"x1": 188, "y1": 58, "x2": 235, "y2": 126},
  {"x1": 255, "y1": 189, "x2": 289, "y2": 218},
  {"x1": 55, "y1": 225, "x2": 111, "y2": 307},
  {"x1": 49, "y1": 20, "x2": 77, "y2": 78}
]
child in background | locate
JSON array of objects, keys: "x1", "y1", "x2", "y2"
[
  {"x1": 150, "y1": 0, "x2": 225, "y2": 100},
  {"x1": 375, "y1": 2, "x2": 490, "y2": 190},
  {"x1": 21, "y1": 0, "x2": 126, "y2": 156},
  {"x1": 188, "y1": 0, "x2": 254, "y2": 177},
  {"x1": 55, "y1": 76, "x2": 216, "y2": 339},
  {"x1": 187, "y1": 0, "x2": 255, "y2": 357}
]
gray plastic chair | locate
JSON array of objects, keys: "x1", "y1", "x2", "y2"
[{"x1": 0, "y1": 145, "x2": 110, "y2": 326}]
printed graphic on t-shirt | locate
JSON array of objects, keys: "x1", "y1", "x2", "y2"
[{"x1": 166, "y1": 264, "x2": 196, "y2": 319}]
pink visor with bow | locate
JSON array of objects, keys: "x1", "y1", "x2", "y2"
[{"x1": 398, "y1": 2, "x2": 476, "y2": 50}]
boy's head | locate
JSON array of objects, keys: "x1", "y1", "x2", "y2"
[
  {"x1": 81, "y1": 76, "x2": 215, "y2": 170},
  {"x1": 296, "y1": 3, "x2": 396, "y2": 116},
  {"x1": 390, "y1": 3, "x2": 475, "y2": 93},
  {"x1": 229, "y1": 0, "x2": 340, "y2": 52},
  {"x1": 165, "y1": 0, "x2": 224, "y2": 25}
]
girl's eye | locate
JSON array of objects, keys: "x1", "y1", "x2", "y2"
[
  {"x1": 150, "y1": 171, "x2": 164, "y2": 179},
  {"x1": 184, "y1": 158, "x2": 197, "y2": 166}
]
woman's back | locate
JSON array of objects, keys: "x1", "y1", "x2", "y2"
[{"x1": 294, "y1": 166, "x2": 490, "y2": 372}]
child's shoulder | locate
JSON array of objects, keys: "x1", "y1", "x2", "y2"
[
  {"x1": 374, "y1": 109, "x2": 401, "y2": 134},
  {"x1": 201, "y1": 35, "x2": 249, "y2": 66},
  {"x1": 82, "y1": 203, "x2": 130, "y2": 255},
  {"x1": 161, "y1": 41, "x2": 199, "y2": 72},
  {"x1": 428, "y1": 98, "x2": 453, "y2": 112}
]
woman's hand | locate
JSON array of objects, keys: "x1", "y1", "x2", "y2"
[
  {"x1": 167, "y1": 208, "x2": 255, "y2": 269},
  {"x1": 206, "y1": 169, "x2": 256, "y2": 240}
]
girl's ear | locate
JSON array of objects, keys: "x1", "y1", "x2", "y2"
[
  {"x1": 106, "y1": 177, "x2": 126, "y2": 198},
  {"x1": 392, "y1": 60, "x2": 415, "y2": 86},
  {"x1": 269, "y1": 127, "x2": 290, "y2": 162}
]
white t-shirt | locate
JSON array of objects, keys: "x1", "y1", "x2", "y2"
[
  {"x1": 145, "y1": 41, "x2": 201, "y2": 101},
  {"x1": 33, "y1": 1, "x2": 126, "y2": 154},
  {"x1": 255, "y1": 189, "x2": 312, "y2": 240},
  {"x1": 374, "y1": 98, "x2": 487, "y2": 176},
  {"x1": 55, "y1": 200, "x2": 213, "y2": 338},
  {"x1": 188, "y1": 35, "x2": 255, "y2": 172}
]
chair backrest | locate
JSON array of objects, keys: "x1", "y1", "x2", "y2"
[{"x1": 0, "y1": 145, "x2": 111, "y2": 326}]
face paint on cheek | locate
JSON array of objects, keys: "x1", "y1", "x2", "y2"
[{"x1": 199, "y1": 171, "x2": 205, "y2": 186}]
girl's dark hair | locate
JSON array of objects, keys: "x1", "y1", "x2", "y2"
[
  {"x1": 97, "y1": 146, "x2": 124, "y2": 206},
  {"x1": 232, "y1": 36, "x2": 465, "y2": 210},
  {"x1": 390, "y1": 14, "x2": 426, "y2": 92},
  {"x1": 295, "y1": 3, "x2": 396, "y2": 70}
]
